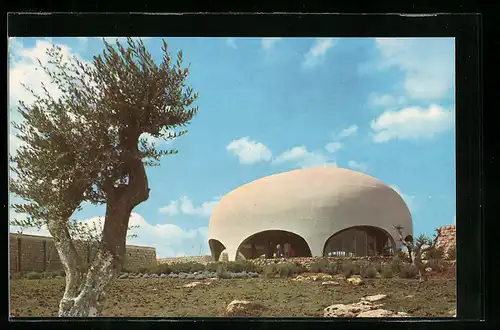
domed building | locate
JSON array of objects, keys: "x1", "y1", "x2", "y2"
[{"x1": 208, "y1": 167, "x2": 413, "y2": 261}]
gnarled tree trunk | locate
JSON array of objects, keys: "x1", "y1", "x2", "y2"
[{"x1": 52, "y1": 157, "x2": 149, "y2": 317}]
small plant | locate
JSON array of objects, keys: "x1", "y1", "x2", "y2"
[
  {"x1": 205, "y1": 262, "x2": 220, "y2": 273},
  {"x1": 425, "y1": 247, "x2": 445, "y2": 260},
  {"x1": 380, "y1": 265, "x2": 393, "y2": 278},
  {"x1": 224, "y1": 260, "x2": 261, "y2": 273},
  {"x1": 310, "y1": 258, "x2": 331, "y2": 273},
  {"x1": 446, "y1": 246, "x2": 456, "y2": 260},
  {"x1": 216, "y1": 263, "x2": 232, "y2": 279},
  {"x1": 341, "y1": 261, "x2": 360, "y2": 277},
  {"x1": 399, "y1": 263, "x2": 418, "y2": 279},
  {"x1": 372, "y1": 262, "x2": 383, "y2": 273},
  {"x1": 390, "y1": 257, "x2": 404, "y2": 274},
  {"x1": 263, "y1": 264, "x2": 277, "y2": 278},
  {"x1": 361, "y1": 265, "x2": 377, "y2": 279},
  {"x1": 426, "y1": 259, "x2": 449, "y2": 273},
  {"x1": 25, "y1": 271, "x2": 43, "y2": 280},
  {"x1": 169, "y1": 261, "x2": 205, "y2": 274}
]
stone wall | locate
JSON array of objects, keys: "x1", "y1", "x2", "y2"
[
  {"x1": 436, "y1": 225, "x2": 456, "y2": 255},
  {"x1": 9, "y1": 233, "x2": 156, "y2": 273},
  {"x1": 157, "y1": 255, "x2": 213, "y2": 265}
]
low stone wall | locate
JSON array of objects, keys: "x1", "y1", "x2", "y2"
[
  {"x1": 436, "y1": 225, "x2": 456, "y2": 255},
  {"x1": 157, "y1": 255, "x2": 213, "y2": 265},
  {"x1": 9, "y1": 233, "x2": 156, "y2": 273},
  {"x1": 247, "y1": 256, "x2": 395, "y2": 269}
]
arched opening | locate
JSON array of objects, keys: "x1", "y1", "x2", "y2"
[
  {"x1": 208, "y1": 239, "x2": 226, "y2": 261},
  {"x1": 237, "y1": 230, "x2": 312, "y2": 259},
  {"x1": 323, "y1": 226, "x2": 396, "y2": 257}
]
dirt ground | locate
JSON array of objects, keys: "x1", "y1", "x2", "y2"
[{"x1": 10, "y1": 277, "x2": 456, "y2": 317}]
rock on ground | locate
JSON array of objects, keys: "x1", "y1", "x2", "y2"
[
  {"x1": 322, "y1": 281, "x2": 340, "y2": 286},
  {"x1": 225, "y1": 300, "x2": 266, "y2": 317},
  {"x1": 324, "y1": 294, "x2": 409, "y2": 318},
  {"x1": 346, "y1": 275, "x2": 364, "y2": 286},
  {"x1": 183, "y1": 281, "x2": 211, "y2": 288}
]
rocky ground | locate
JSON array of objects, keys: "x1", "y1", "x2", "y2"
[{"x1": 10, "y1": 274, "x2": 456, "y2": 317}]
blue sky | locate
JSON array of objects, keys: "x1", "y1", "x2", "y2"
[{"x1": 8, "y1": 37, "x2": 456, "y2": 258}]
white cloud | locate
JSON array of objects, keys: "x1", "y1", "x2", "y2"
[
  {"x1": 9, "y1": 212, "x2": 210, "y2": 258},
  {"x1": 93, "y1": 37, "x2": 152, "y2": 43},
  {"x1": 159, "y1": 196, "x2": 220, "y2": 217},
  {"x1": 325, "y1": 142, "x2": 342, "y2": 153},
  {"x1": 261, "y1": 37, "x2": 282, "y2": 50},
  {"x1": 375, "y1": 38, "x2": 455, "y2": 100},
  {"x1": 371, "y1": 104, "x2": 454, "y2": 143},
  {"x1": 302, "y1": 38, "x2": 336, "y2": 68},
  {"x1": 337, "y1": 125, "x2": 358, "y2": 139},
  {"x1": 272, "y1": 146, "x2": 335, "y2": 169},
  {"x1": 368, "y1": 93, "x2": 407, "y2": 108},
  {"x1": 226, "y1": 38, "x2": 237, "y2": 49},
  {"x1": 389, "y1": 185, "x2": 415, "y2": 211},
  {"x1": 347, "y1": 160, "x2": 368, "y2": 172},
  {"x1": 226, "y1": 137, "x2": 272, "y2": 165}
]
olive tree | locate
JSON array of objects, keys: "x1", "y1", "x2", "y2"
[{"x1": 9, "y1": 38, "x2": 198, "y2": 316}]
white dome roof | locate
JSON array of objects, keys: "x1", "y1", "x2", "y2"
[{"x1": 208, "y1": 167, "x2": 413, "y2": 261}]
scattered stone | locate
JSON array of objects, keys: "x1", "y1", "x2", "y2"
[
  {"x1": 322, "y1": 281, "x2": 340, "y2": 286},
  {"x1": 194, "y1": 274, "x2": 206, "y2": 280},
  {"x1": 425, "y1": 267, "x2": 432, "y2": 272},
  {"x1": 118, "y1": 274, "x2": 128, "y2": 279},
  {"x1": 142, "y1": 274, "x2": 150, "y2": 278},
  {"x1": 405, "y1": 295, "x2": 414, "y2": 299},
  {"x1": 55, "y1": 275, "x2": 64, "y2": 280},
  {"x1": 357, "y1": 309, "x2": 395, "y2": 317},
  {"x1": 183, "y1": 281, "x2": 211, "y2": 288},
  {"x1": 186, "y1": 274, "x2": 195, "y2": 280},
  {"x1": 225, "y1": 300, "x2": 265, "y2": 317},
  {"x1": 160, "y1": 274, "x2": 168, "y2": 278},
  {"x1": 346, "y1": 275, "x2": 364, "y2": 286},
  {"x1": 361, "y1": 294, "x2": 387, "y2": 302},
  {"x1": 250, "y1": 272, "x2": 259, "y2": 278},
  {"x1": 149, "y1": 274, "x2": 159, "y2": 278}
]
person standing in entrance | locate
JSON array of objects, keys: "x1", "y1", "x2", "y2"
[
  {"x1": 284, "y1": 242, "x2": 291, "y2": 258},
  {"x1": 276, "y1": 243, "x2": 282, "y2": 258}
]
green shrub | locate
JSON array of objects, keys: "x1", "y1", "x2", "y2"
[
  {"x1": 169, "y1": 261, "x2": 205, "y2": 274},
  {"x1": 342, "y1": 261, "x2": 360, "y2": 277},
  {"x1": 426, "y1": 259, "x2": 448, "y2": 273},
  {"x1": 224, "y1": 260, "x2": 262, "y2": 273},
  {"x1": 205, "y1": 262, "x2": 220, "y2": 273},
  {"x1": 380, "y1": 265, "x2": 393, "y2": 278},
  {"x1": 263, "y1": 264, "x2": 277, "y2": 278},
  {"x1": 390, "y1": 258, "x2": 404, "y2": 273},
  {"x1": 310, "y1": 258, "x2": 331, "y2": 273},
  {"x1": 25, "y1": 272, "x2": 43, "y2": 280},
  {"x1": 396, "y1": 249, "x2": 409, "y2": 261},
  {"x1": 361, "y1": 265, "x2": 377, "y2": 279},
  {"x1": 216, "y1": 263, "x2": 232, "y2": 279},
  {"x1": 425, "y1": 247, "x2": 445, "y2": 260},
  {"x1": 446, "y1": 246, "x2": 456, "y2": 260},
  {"x1": 399, "y1": 263, "x2": 418, "y2": 279},
  {"x1": 372, "y1": 262, "x2": 382, "y2": 273}
]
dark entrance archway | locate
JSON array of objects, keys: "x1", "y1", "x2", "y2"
[
  {"x1": 323, "y1": 226, "x2": 396, "y2": 257},
  {"x1": 237, "y1": 230, "x2": 312, "y2": 260},
  {"x1": 208, "y1": 239, "x2": 226, "y2": 261}
]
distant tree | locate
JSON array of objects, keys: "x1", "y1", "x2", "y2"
[
  {"x1": 393, "y1": 225, "x2": 441, "y2": 282},
  {"x1": 9, "y1": 37, "x2": 198, "y2": 316}
]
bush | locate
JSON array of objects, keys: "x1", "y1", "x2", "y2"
[
  {"x1": 390, "y1": 257, "x2": 404, "y2": 273},
  {"x1": 276, "y1": 262, "x2": 303, "y2": 278},
  {"x1": 224, "y1": 260, "x2": 262, "y2": 273},
  {"x1": 169, "y1": 261, "x2": 205, "y2": 274},
  {"x1": 399, "y1": 263, "x2": 418, "y2": 279},
  {"x1": 396, "y1": 249, "x2": 409, "y2": 261},
  {"x1": 426, "y1": 259, "x2": 449, "y2": 273},
  {"x1": 425, "y1": 247, "x2": 445, "y2": 260},
  {"x1": 145, "y1": 263, "x2": 171, "y2": 275},
  {"x1": 446, "y1": 246, "x2": 456, "y2": 260},
  {"x1": 216, "y1": 263, "x2": 232, "y2": 279},
  {"x1": 380, "y1": 265, "x2": 393, "y2": 278},
  {"x1": 310, "y1": 258, "x2": 331, "y2": 273},
  {"x1": 263, "y1": 264, "x2": 278, "y2": 278},
  {"x1": 25, "y1": 272, "x2": 43, "y2": 280},
  {"x1": 205, "y1": 262, "x2": 220, "y2": 273},
  {"x1": 342, "y1": 261, "x2": 360, "y2": 277},
  {"x1": 372, "y1": 262, "x2": 383, "y2": 273},
  {"x1": 361, "y1": 265, "x2": 377, "y2": 279}
]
